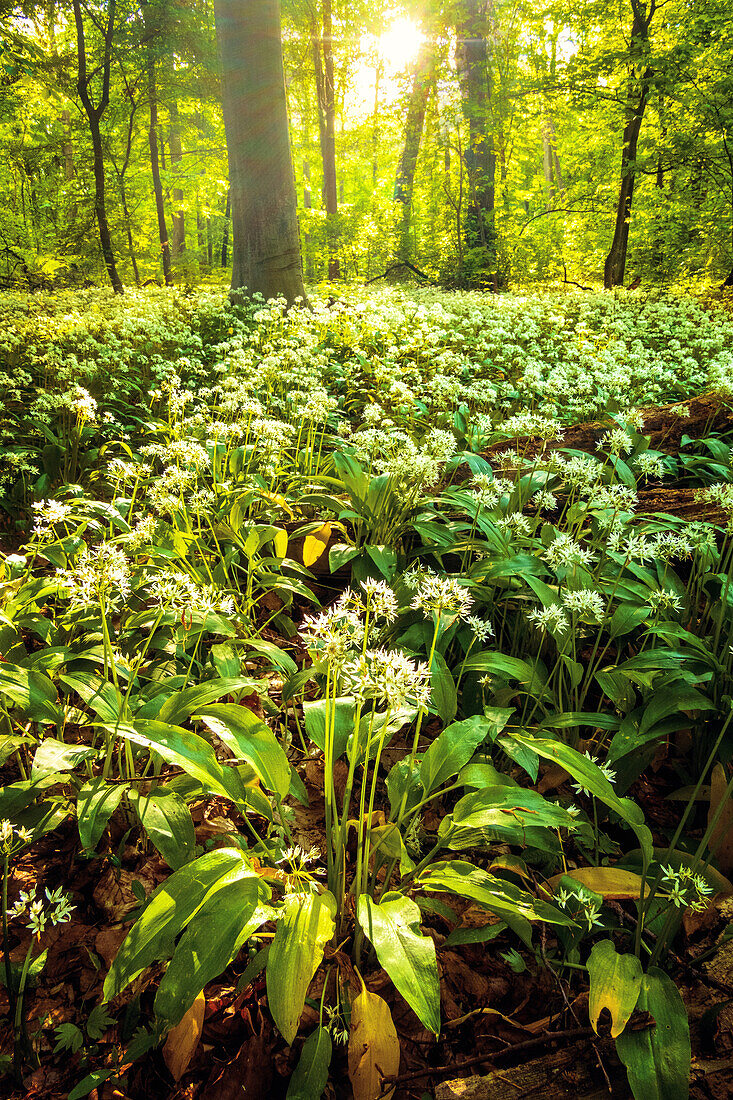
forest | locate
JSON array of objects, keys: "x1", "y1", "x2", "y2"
[{"x1": 2, "y1": 1, "x2": 733, "y2": 1099}]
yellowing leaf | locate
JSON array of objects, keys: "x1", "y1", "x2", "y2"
[
  {"x1": 348, "y1": 978, "x2": 400, "y2": 1100},
  {"x1": 709, "y1": 763, "x2": 733, "y2": 876},
  {"x1": 162, "y1": 991, "x2": 205, "y2": 1082},
  {"x1": 545, "y1": 866, "x2": 649, "y2": 900},
  {"x1": 303, "y1": 523, "x2": 332, "y2": 569},
  {"x1": 587, "y1": 939, "x2": 643, "y2": 1038},
  {"x1": 273, "y1": 528, "x2": 288, "y2": 559}
]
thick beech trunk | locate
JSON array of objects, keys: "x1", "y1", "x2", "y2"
[
  {"x1": 72, "y1": 0, "x2": 123, "y2": 294},
  {"x1": 394, "y1": 40, "x2": 434, "y2": 261},
  {"x1": 603, "y1": 0, "x2": 656, "y2": 289},
  {"x1": 213, "y1": 0, "x2": 306, "y2": 303}
]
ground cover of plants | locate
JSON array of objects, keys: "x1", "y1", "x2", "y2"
[{"x1": 3, "y1": 284, "x2": 733, "y2": 1099}]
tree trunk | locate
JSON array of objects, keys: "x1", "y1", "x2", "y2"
[
  {"x1": 213, "y1": 0, "x2": 306, "y2": 303},
  {"x1": 455, "y1": 0, "x2": 496, "y2": 271},
  {"x1": 221, "y1": 190, "x2": 230, "y2": 267},
  {"x1": 603, "y1": 0, "x2": 657, "y2": 289},
  {"x1": 394, "y1": 40, "x2": 434, "y2": 261},
  {"x1": 312, "y1": 0, "x2": 340, "y2": 280},
  {"x1": 169, "y1": 97, "x2": 186, "y2": 256},
  {"x1": 143, "y1": 0, "x2": 172, "y2": 285},
  {"x1": 72, "y1": 0, "x2": 123, "y2": 294}
]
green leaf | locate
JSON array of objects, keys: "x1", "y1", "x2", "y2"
[
  {"x1": 128, "y1": 787, "x2": 195, "y2": 870},
  {"x1": 267, "y1": 891, "x2": 336, "y2": 1044},
  {"x1": 501, "y1": 730, "x2": 653, "y2": 868},
  {"x1": 154, "y1": 873, "x2": 265, "y2": 1027},
  {"x1": 0, "y1": 662, "x2": 59, "y2": 722},
  {"x1": 430, "y1": 651, "x2": 457, "y2": 723},
  {"x1": 302, "y1": 697, "x2": 355, "y2": 760},
  {"x1": 587, "y1": 939, "x2": 643, "y2": 1038},
  {"x1": 357, "y1": 893, "x2": 440, "y2": 1034},
  {"x1": 415, "y1": 860, "x2": 575, "y2": 928},
  {"x1": 32, "y1": 738, "x2": 97, "y2": 779},
  {"x1": 286, "y1": 1026, "x2": 332, "y2": 1100},
  {"x1": 86, "y1": 1005, "x2": 115, "y2": 1041},
  {"x1": 77, "y1": 778, "x2": 126, "y2": 852},
  {"x1": 104, "y1": 848, "x2": 251, "y2": 1001},
  {"x1": 420, "y1": 715, "x2": 491, "y2": 795},
  {"x1": 462, "y1": 652, "x2": 546, "y2": 693},
  {"x1": 440, "y1": 785, "x2": 577, "y2": 849},
  {"x1": 158, "y1": 677, "x2": 257, "y2": 725},
  {"x1": 615, "y1": 968, "x2": 690, "y2": 1100},
  {"x1": 196, "y1": 703, "x2": 290, "y2": 797},
  {"x1": 59, "y1": 673, "x2": 122, "y2": 722},
  {"x1": 54, "y1": 1022, "x2": 84, "y2": 1054},
  {"x1": 110, "y1": 720, "x2": 251, "y2": 810}
]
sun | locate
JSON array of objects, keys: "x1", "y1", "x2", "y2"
[{"x1": 377, "y1": 16, "x2": 423, "y2": 74}]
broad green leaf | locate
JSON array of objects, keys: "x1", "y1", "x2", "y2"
[
  {"x1": 0, "y1": 662, "x2": 59, "y2": 722},
  {"x1": 77, "y1": 778, "x2": 126, "y2": 852},
  {"x1": 430, "y1": 651, "x2": 457, "y2": 723},
  {"x1": 462, "y1": 651, "x2": 546, "y2": 692},
  {"x1": 357, "y1": 893, "x2": 440, "y2": 1034},
  {"x1": 416, "y1": 861, "x2": 575, "y2": 927},
  {"x1": 154, "y1": 873, "x2": 265, "y2": 1026},
  {"x1": 503, "y1": 730, "x2": 653, "y2": 868},
  {"x1": 0, "y1": 735, "x2": 31, "y2": 767},
  {"x1": 267, "y1": 891, "x2": 336, "y2": 1043},
  {"x1": 420, "y1": 715, "x2": 492, "y2": 795},
  {"x1": 32, "y1": 738, "x2": 97, "y2": 778},
  {"x1": 109, "y1": 720, "x2": 250, "y2": 809},
  {"x1": 59, "y1": 673, "x2": 121, "y2": 722},
  {"x1": 196, "y1": 703, "x2": 290, "y2": 797},
  {"x1": 616, "y1": 968, "x2": 690, "y2": 1100},
  {"x1": 104, "y1": 848, "x2": 250, "y2": 1000},
  {"x1": 587, "y1": 939, "x2": 643, "y2": 1038},
  {"x1": 286, "y1": 1026, "x2": 332, "y2": 1100},
  {"x1": 303, "y1": 697, "x2": 355, "y2": 760},
  {"x1": 158, "y1": 676, "x2": 257, "y2": 725},
  {"x1": 128, "y1": 787, "x2": 195, "y2": 870},
  {"x1": 440, "y1": 785, "x2": 577, "y2": 849}
]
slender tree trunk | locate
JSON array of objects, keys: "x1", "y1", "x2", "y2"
[
  {"x1": 455, "y1": 0, "x2": 496, "y2": 272},
  {"x1": 394, "y1": 40, "x2": 434, "y2": 261},
  {"x1": 312, "y1": 1, "x2": 340, "y2": 280},
  {"x1": 221, "y1": 190, "x2": 230, "y2": 267},
  {"x1": 169, "y1": 97, "x2": 186, "y2": 255},
  {"x1": 213, "y1": 0, "x2": 306, "y2": 303},
  {"x1": 604, "y1": 0, "x2": 657, "y2": 289},
  {"x1": 72, "y1": 0, "x2": 123, "y2": 294},
  {"x1": 372, "y1": 59, "x2": 382, "y2": 185},
  {"x1": 142, "y1": 0, "x2": 171, "y2": 284}
]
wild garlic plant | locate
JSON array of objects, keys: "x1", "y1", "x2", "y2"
[{"x1": 1, "y1": 821, "x2": 74, "y2": 1080}]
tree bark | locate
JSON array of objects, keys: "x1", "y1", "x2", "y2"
[
  {"x1": 213, "y1": 0, "x2": 306, "y2": 303},
  {"x1": 394, "y1": 39, "x2": 434, "y2": 261},
  {"x1": 312, "y1": 0, "x2": 340, "y2": 280},
  {"x1": 72, "y1": 0, "x2": 124, "y2": 294},
  {"x1": 143, "y1": 0, "x2": 172, "y2": 285},
  {"x1": 603, "y1": 0, "x2": 657, "y2": 289},
  {"x1": 221, "y1": 189, "x2": 230, "y2": 267},
  {"x1": 455, "y1": 0, "x2": 496, "y2": 271},
  {"x1": 169, "y1": 97, "x2": 186, "y2": 256}
]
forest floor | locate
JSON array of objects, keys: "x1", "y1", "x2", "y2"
[
  {"x1": 3, "y1": 285, "x2": 733, "y2": 1100},
  {"x1": 1, "y1": 394, "x2": 732, "y2": 1100}
]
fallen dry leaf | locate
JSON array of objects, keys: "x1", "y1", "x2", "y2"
[
  {"x1": 348, "y1": 977, "x2": 400, "y2": 1100},
  {"x1": 163, "y1": 991, "x2": 206, "y2": 1082}
]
